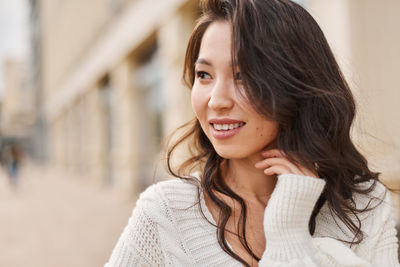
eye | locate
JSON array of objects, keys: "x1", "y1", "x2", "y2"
[{"x1": 195, "y1": 71, "x2": 211, "y2": 80}]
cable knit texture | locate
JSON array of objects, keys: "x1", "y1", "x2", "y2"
[{"x1": 105, "y1": 174, "x2": 400, "y2": 266}]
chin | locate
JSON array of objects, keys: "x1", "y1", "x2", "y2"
[{"x1": 214, "y1": 147, "x2": 252, "y2": 160}]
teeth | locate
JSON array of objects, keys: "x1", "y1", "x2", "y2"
[
  {"x1": 213, "y1": 122, "x2": 244, "y2": 131},
  {"x1": 214, "y1": 124, "x2": 223, "y2": 130}
]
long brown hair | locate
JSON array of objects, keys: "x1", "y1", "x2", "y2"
[{"x1": 165, "y1": 0, "x2": 385, "y2": 265}]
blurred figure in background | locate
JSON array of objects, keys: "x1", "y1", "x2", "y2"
[{"x1": 2, "y1": 143, "x2": 23, "y2": 190}]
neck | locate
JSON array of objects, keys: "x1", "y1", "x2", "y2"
[{"x1": 223, "y1": 153, "x2": 277, "y2": 205}]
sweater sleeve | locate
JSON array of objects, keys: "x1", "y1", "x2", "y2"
[{"x1": 258, "y1": 174, "x2": 400, "y2": 267}]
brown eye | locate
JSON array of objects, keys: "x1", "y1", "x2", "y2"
[{"x1": 196, "y1": 71, "x2": 211, "y2": 80}]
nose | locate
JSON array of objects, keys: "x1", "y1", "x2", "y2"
[{"x1": 208, "y1": 79, "x2": 234, "y2": 112}]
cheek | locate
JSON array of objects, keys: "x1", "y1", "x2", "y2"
[
  {"x1": 191, "y1": 85, "x2": 207, "y2": 120},
  {"x1": 191, "y1": 91, "x2": 200, "y2": 118},
  {"x1": 256, "y1": 122, "x2": 279, "y2": 139}
]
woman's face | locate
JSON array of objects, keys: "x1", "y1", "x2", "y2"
[{"x1": 191, "y1": 21, "x2": 278, "y2": 160}]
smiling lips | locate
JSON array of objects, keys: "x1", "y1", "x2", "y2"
[{"x1": 209, "y1": 118, "x2": 246, "y2": 139}]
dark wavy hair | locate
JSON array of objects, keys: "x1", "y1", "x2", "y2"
[{"x1": 165, "y1": 0, "x2": 385, "y2": 266}]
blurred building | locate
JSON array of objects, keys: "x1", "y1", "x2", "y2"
[
  {"x1": 30, "y1": 0, "x2": 198, "y2": 196},
  {"x1": 29, "y1": 0, "x2": 400, "y2": 199},
  {"x1": 0, "y1": 59, "x2": 35, "y2": 152},
  {"x1": 28, "y1": 0, "x2": 47, "y2": 162}
]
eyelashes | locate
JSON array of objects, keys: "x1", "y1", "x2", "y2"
[
  {"x1": 195, "y1": 71, "x2": 211, "y2": 80},
  {"x1": 195, "y1": 71, "x2": 242, "y2": 81}
]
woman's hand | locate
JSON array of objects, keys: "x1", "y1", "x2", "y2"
[
  {"x1": 256, "y1": 149, "x2": 326, "y2": 263},
  {"x1": 254, "y1": 149, "x2": 319, "y2": 178}
]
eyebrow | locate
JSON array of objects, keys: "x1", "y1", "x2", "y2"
[{"x1": 195, "y1": 58, "x2": 212, "y2": 66}]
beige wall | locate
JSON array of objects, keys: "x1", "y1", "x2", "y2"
[
  {"x1": 39, "y1": 0, "x2": 125, "y2": 102},
  {"x1": 349, "y1": 0, "x2": 400, "y2": 183}
]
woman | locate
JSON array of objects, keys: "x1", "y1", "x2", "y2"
[{"x1": 105, "y1": 0, "x2": 399, "y2": 266}]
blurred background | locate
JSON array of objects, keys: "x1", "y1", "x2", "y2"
[{"x1": 0, "y1": 0, "x2": 399, "y2": 266}]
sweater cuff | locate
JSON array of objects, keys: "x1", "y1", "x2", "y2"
[{"x1": 262, "y1": 174, "x2": 326, "y2": 260}]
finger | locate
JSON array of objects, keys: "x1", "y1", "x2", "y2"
[
  {"x1": 261, "y1": 149, "x2": 286, "y2": 158},
  {"x1": 263, "y1": 165, "x2": 292, "y2": 176},
  {"x1": 255, "y1": 157, "x2": 302, "y2": 174},
  {"x1": 260, "y1": 149, "x2": 319, "y2": 178}
]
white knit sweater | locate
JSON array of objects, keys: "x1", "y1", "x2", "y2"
[{"x1": 105, "y1": 174, "x2": 400, "y2": 266}]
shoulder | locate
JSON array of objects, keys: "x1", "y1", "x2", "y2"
[
  {"x1": 114, "y1": 178, "x2": 199, "y2": 266},
  {"x1": 319, "y1": 179, "x2": 392, "y2": 217},
  {"x1": 352, "y1": 179, "x2": 394, "y2": 214},
  {"x1": 315, "y1": 179, "x2": 394, "y2": 239},
  {"x1": 136, "y1": 175, "x2": 202, "y2": 214}
]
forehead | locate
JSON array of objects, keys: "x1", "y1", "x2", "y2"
[{"x1": 197, "y1": 21, "x2": 232, "y2": 67}]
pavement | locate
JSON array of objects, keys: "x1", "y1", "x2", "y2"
[{"x1": 0, "y1": 162, "x2": 136, "y2": 267}]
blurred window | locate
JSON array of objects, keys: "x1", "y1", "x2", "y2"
[
  {"x1": 99, "y1": 76, "x2": 114, "y2": 185},
  {"x1": 133, "y1": 43, "x2": 164, "y2": 189}
]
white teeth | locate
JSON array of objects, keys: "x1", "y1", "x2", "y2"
[{"x1": 213, "y1": 122, "x2": 244, "y2": 131}]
